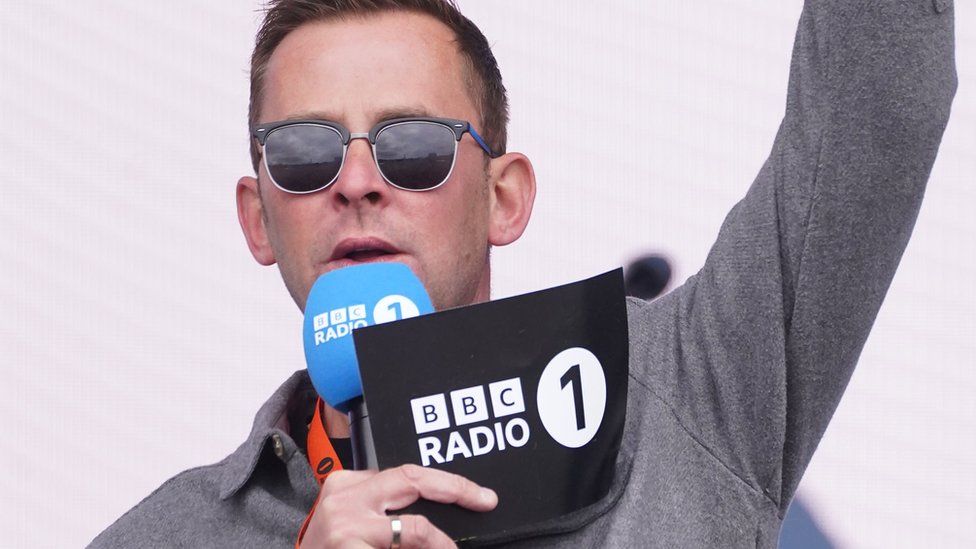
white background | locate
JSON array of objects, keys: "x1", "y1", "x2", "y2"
[{"x1": 2, "y1": 1, "x2": 973, "y2": 547}]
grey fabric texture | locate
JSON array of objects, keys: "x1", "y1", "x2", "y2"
[{"x1": 91, "y1": 1, "x2": 957, "y2": 547}]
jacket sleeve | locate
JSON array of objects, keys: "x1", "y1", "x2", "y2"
[{"x1": 632, "y1": 0, "x2": 957, "y2": 512}]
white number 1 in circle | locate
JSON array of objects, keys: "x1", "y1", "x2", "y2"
[{"x1": 537, "y1": 347, "x2": 607, "y2": 448}]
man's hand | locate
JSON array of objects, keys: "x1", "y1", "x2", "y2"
[{"x1": 299, "y1": 464, "x2": 498, "y2": 548}]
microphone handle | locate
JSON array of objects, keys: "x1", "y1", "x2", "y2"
[{"x1": 349, "y1": 397, "x2": 378, "y2": 470}]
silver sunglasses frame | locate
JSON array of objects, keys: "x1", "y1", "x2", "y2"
[{"x1": 254, "y1": 118, "x2": 494, "y2": 195}]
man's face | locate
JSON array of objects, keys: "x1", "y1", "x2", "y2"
[{"x1": 244, "y1": 12, "x2": 500, "y2": 312}]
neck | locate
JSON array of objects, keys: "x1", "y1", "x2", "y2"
[
  {"x1": 471, "y1": 258, "x2": 491, "y2": 305},
  {"x1": 322, "y1": 403, "x2": 350, "y2": 438}
]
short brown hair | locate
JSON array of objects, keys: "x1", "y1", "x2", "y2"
[{"x1": 248, "y1": 0, "x2": 508, "y2": 173}]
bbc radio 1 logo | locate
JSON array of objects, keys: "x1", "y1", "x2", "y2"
[
  {"x1": 312, "y1": 295, "x2": 420, "y2": 345},
  {"x1": 410, "y1": 347, "x2": 608, "y2": 467},
  {"x1": 411, "y1": 378, "x2": 529, "y2": 467}
]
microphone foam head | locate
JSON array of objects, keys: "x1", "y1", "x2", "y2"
[{"x1": 302, "y1": 262, "x2": 434, "y2": 413}]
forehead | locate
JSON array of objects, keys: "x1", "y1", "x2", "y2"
[{"x1": 261, "y1": 11, "x2": 477, "y2": 126}]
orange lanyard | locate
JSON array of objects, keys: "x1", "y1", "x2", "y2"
[
  {"x1": 306, "y1": 397, "x2": 344, "y2": 484},
  {"x1": 297, "y1": 397, "x2": 345, "y2": 547}
]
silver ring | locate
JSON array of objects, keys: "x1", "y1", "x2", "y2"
[{"x1": 390, "y1": 516, "x2": 402, "y2": 549}]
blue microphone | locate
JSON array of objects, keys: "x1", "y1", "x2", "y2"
[{"x1": 303, "y1": 262, "x2": 434, "y2": 468}]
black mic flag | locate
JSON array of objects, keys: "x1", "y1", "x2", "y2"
[{"x1": 353, "y1": 269, "x2": 629, "y2": 542}]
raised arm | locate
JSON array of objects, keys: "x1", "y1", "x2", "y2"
[{"x1": 630, "y1": 0, "x2": 957, "y2": 511}]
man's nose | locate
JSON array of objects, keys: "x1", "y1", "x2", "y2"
[{"x1": 329, "y1": 138, "x2": 388, "y2": 207}]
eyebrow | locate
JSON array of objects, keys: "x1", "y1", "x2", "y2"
[
  {"x1": 283, "y1": 106, "x2": 437, "y2": 126},
  {"x1": 283, "y1": 111, "x2": 338, "y2": 122},
  {"x1": 372, "y1": 106, "x2": 435, "y2": 121}
]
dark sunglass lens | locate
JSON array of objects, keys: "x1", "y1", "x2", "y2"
[
  {"x1": 264, "y1": 125, "x2": 344, "y2": 193},
  {"x1": 375, "y1": 122, "x2": 456, "y2": 190}
]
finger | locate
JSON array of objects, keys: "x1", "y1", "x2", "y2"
[
  {"x1": 358, "y1": 514, "x2": 456, "y2": 549},
  {"x1": 319, "y1": 468, "x2": 379, "y2": 497},
  {"x1": 364, "y1": 464, "x2": 498, "y2": 512}
]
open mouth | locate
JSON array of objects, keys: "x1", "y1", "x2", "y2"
[
  {"x1": 329, "y1": 237, "x2": 401, "y2": 266},
  {"x1": 344, "y1": 249, "x2": 394, "y2": 262}
]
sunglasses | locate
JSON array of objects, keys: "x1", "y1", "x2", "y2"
[{"x1": 251, "y1": 117, "x2": 499, "y2": 194}]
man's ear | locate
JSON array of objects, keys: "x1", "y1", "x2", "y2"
[
  {"x1": 487, "y1": 152, "x2": 536, "y2": 246},
  {"x1": 236, "y1": 176, "x2": 277, "y2": 266}
]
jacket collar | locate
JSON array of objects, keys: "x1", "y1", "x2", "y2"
[{"x1": 218, "y1": 369, "x2": 314, "y2": 500}]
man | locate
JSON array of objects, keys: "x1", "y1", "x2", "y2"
[{"x1": 92, "y1": 0, "x2": 957, "y2": 547}]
